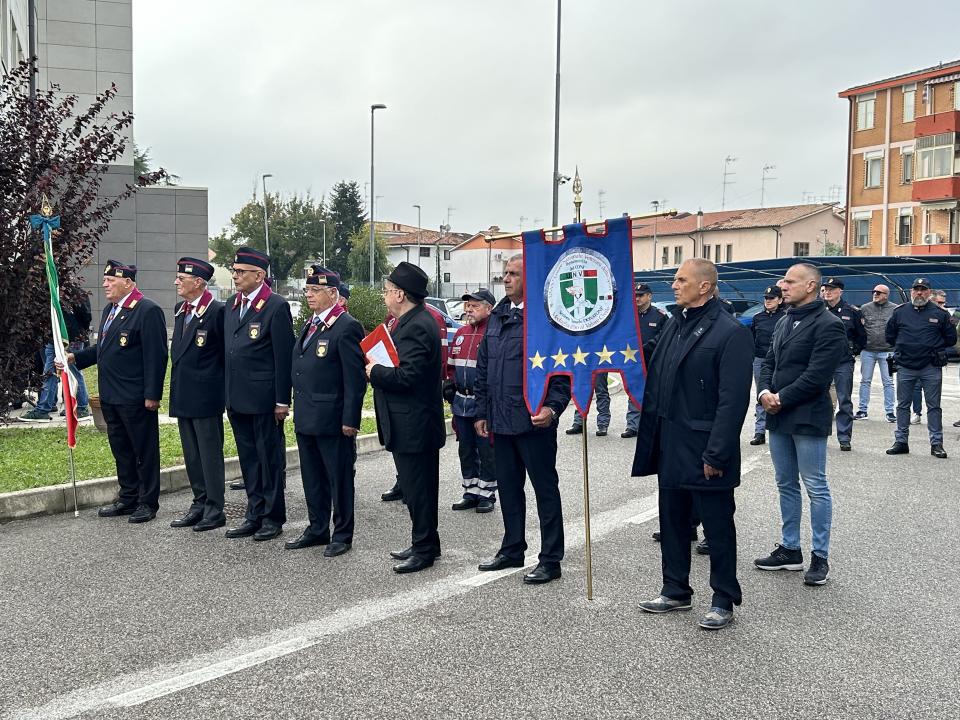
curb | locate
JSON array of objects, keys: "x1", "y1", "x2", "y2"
[{"x1": 0, "y1": 420, "x2": 453, "y2": 522}]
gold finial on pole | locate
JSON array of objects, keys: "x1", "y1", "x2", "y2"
[
  {"x1": 572, "y1": 166, "x2": 583, "y2": 223},
  {"x1": 40, "y1": 193, "x2": 54, "y2": 217}
]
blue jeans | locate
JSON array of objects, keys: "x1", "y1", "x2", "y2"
[
  {"x1": 752, "y1": 357, "x2": 766, "y2": 434},
  {"x1": 833, "y1": 359, "x2": 854, "y2": 443},
  {"x1": 896, "y1": 365, "x2": 942, "y2": 444},
  {"x1": 36, "y1": 343, "x2": 89, "y2": 413},
  {"x1": 768, "y1": 431, "x2": 832, "y2": 559},
  {"x1": 625, "y1": 397, "x2": 640, "y2": 432},
  {"x1": 571, "y1": 373, "x2": 611, "y2": 430},
  {"x1": 858, "y1": 350, "x2": 894, "y2": 414}
]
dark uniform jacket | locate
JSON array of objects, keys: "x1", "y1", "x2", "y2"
[
  {"x1": 475, "y1": 299, "x2": 571, "y2": 436},
  {"x1": 758, "y1": 299, "x2": 847, "y2": 437},
  {"x1": 74, "y1": 288, "x2": 168, "y2": 405},
  {"x1": 885, "y1": 302, "x2": 958, "y2": 370},
  {"x1": 292, "y1": 306, "x2": 366, "y2": 436},
  {"x1": 169, "y1": 290, "x2": 225, "y2": 418},
  {"x1": 223, "y1": 284, "x2": 294, "y2": 415},
  {"x1": 370, "y1": 303, "x2": 446, "y2": 452},
  {"x1": 827, "y1": 299, "x2": 867, "y2": 359},
  {"x1": 631, "y1": 298, "x2": 753, "y2": 491},
  {"x1": 637, "y1": 304, "x2": 668, "y2": 364},
  {"x1": 750, "y1": 306, "x2": 786, "y2": 358}
]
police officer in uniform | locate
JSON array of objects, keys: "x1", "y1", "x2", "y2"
[
  {"x1": 69, "y1": 260, "x2": 168, "y2": 523},
  {"x1": 749, "y1": 286, "x2": 786, "y2": 445},
  {"x1": 623, "y1": 283, "x2": 667, "y2": 438},
  {"x1": 288, "y1": 265, "x2": 366, "y2": 557},
  {"x1": 223, "y1": 247, "x2": 295, "y2": 541},
  {"x1": 821, "y1": 277, "x2": 866, "y2": 451},
  {"x1": 475, "y1": 254, "x2": 572, "y2": 585},
  {"x1": 168, "y1": 257, "x2": 227, "y2": 532}
]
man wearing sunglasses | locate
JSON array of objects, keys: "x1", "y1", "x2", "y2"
[{"x1": 856, "y1": 284, "x2": 898, "y2": 423}]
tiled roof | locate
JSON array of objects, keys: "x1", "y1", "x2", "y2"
[
  {"x1": 838, "y1": 59, "x2": 960, "y2": 97},
  {"x1": 632, "y1": 204, "x2": 837, "y2": 239},
  {"x1": 384, "y1": 230, "x2": 470, "y2": 246}
]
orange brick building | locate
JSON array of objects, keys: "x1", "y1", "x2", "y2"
[{"x1": 840, "y1": 60, "x2": 960, "y2": 256}]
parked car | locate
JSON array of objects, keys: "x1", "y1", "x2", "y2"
[
  {"x1": 445, "y1": 299, "x2": 466, "y2": 322},
  {"x1": 435, "y1": 308, "x2": 461, "y2": 344},
  {"x1": 424, "y1": 297, "x2": 450, "y2": 316},
  {"x1": 288, "y1": 299, "x2": 302, "y2": 318}
]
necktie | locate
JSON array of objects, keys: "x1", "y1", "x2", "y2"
[
  {"x1": 240, "y1": 297, "x2": 249, "y2": 319},
  {"x1": 102, "y1": 304, "x2": 118, "y2": 334},
  {"x1": 304, "y1": 316, "x2": 321, "y2": 347},
  {"x1": 181, "y1": 303, "x2": 194, "y2": 337}
]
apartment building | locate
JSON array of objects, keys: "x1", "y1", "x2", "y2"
[{"x1": 839, "y1": 60, "x2": 960, "y2": 256}]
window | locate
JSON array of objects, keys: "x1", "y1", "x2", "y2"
[
  {"x1": 725, "y1": 245, "x2": 733, "y2": 262},
  {"x1": 703, "y1": 245, "x2": 711, "y2": 260},
  {"x1": 673, "y1": 246, "x2": 683, "y2": 265},
  {"x1": 443, "y1": 272, "x2": 451, "y2": 283},
  {"x1": 443, "y1": 250, "x2": 451, "y2": 261},
  {"x1": 901, "y1": 150, "x2": 913, "y2": 184},
  {"x1": 903, "y1": 84, "x2": 916, "y2": 122},
  {"x1": 857, "y1": 92, "x2": 876, "y2": 130},
  {"x1": 715, "y1": 244, "x2": 721, "y2": 260},
  {"x1": 897, "y1": 212, "x2": 912, "y2": 245},
  {"x1": 951, "y1": 210, "x2": 960, "y2": 244},
  {"x1": 854, "y1": 217, "x2": 870, "y2": 248},
  {"x1": 956, "y1": 82, "x2": 960, "y2": 111},
  {"x1": 865, "y1": 151, "x2": 883, "y2": 188},
  {"x1": 661, "y1": 247, "x2": 669, "y2": 267},
  {"x1": 793, "y1": 242, "x2": 810, "y2": 257},
  {"x1": 419, "y1": 247, "x2": 430, "y2": 257},
  {"x1": 916, "y1": 133, "x2": 957, "y2": 179}
]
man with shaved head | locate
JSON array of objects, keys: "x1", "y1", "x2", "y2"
[
  {"x1": 756, "y1": 263, "x2": 846, "y2": 587},
  {"x1": 633, "y1": 258, "x2": 753, "y2": 630},
  {"x1": 856, "y1": 284, "x2": 897, "y2": 423}
]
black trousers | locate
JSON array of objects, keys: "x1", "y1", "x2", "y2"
[
  {"x1": 659, "y1": 487, "x2": 741, "y2": 611},
  {"x1": 393, "y1": 449, "x2": 441, "y2": 560},
  {"x1": 101, "y1": 402, "x2": 161, "y2": 511},
  {"x1": 227, "y1": 410, "x2": 287, "y2": 528},
  {"x1": 177, "y1": 415, "x2": 225, "y2": 521},
  {"x1": 454, "y1": 415, "x2": 497, "y2": 501},
  {"x1": 493, "y1": 430, "x2": 564, "y2": 567},
  {"x1": 296, "y1": 432, "x2": 356, "y2": 543}
]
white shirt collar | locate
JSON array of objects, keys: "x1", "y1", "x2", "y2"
[
  {"x1": 315, "y1": 305, "x2": 336, "y2": 325},
  {"x1": 244, "y1": 284, "x2": 264, "y2": 303},
  {"x1": 115, "y1": 291, "x2": 134, "y2": 308},
  {"x1": 510, "y1": 301, "x2": 524, "y2": 310}
]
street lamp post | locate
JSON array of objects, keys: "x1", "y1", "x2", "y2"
[
  {"x1": 413, "y1": 204, "x2": 422, "y2": 269},
  {"x1": 261, "y1": 173, "x2": 273, "y2": 273},
  {"x1": 551, "y1": 0, "x2": 562, "y2": 227},
  {"x1": 369, "y1": 103, "x2": 387, "y2": 285}
]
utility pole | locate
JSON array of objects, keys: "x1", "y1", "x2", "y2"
[
  {"x1": 760, "y1": 164, "x2": 777, "y2": 208},
  {"x1": 721, "y1": 155, "x2": 737, "y2": 210},
  {"x1": 413, "y1": 204, "x2": 422, "y2": 269},
  {"x1": 651, "y1": 199, "x2": 661, "y2": 270},
  {"x1": 551, "y1": 0, "x2": 562, "y2": 227}
]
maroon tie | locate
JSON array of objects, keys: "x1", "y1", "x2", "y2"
[
  {"x1": 304, "y1": 316, "x2": 321, "y2": 347},
  {"x1": 181, "y1": 303, "x2": 194, "y2": 337},
  {"x1": 240, "y1": 297, "x2": 249, "y2": 319}
]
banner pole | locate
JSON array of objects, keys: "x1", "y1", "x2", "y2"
[
  {"x1": 68, "y1": 446, "x2": 79, "y2": 518},
  {"x1": 581, "y1": 418, "x2": 593, "y2": 600}
]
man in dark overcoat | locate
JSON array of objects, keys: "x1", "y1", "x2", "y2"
[
  {"x1": 288, "y1": 265, "x2": 366, "y2": 557},
  {"x1": 367, "y1": 262, "x2": 446, "y2": 574},
  {"x1": 632, "y1": 258, "x2": 753, "y2": 630}
]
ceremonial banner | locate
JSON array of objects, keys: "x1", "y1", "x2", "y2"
[{"x1": 522, "y1": 216, "x2": 645, "y2": 416}]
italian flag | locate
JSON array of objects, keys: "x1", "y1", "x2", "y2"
[{"x1": 43, "y1": 232, "x2": 78, "y2": 448}]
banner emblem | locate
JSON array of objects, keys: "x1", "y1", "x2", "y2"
[{"x1": 544, "y1": 247, "x2": 616, "y2": 335}]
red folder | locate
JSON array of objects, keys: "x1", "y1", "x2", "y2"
[{"x1": 360, "y1": 323, "x2": 400, "y2": 367}]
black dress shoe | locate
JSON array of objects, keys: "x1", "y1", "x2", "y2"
[
  {"x1": 523, "y1": 564, "x2": 561, "y2": 584},
  {"x1": 225, "y1": 520, "x2": 260, "y2": 538},
  {"x1": 452, "y1": 497, "x2": 479, "y2": 511},
  {"x1": 229, "y1": 480, "x2": 245, "y2": 490},
  {"x1": 193, "y1": 517, "x2": 226, "y2": 532},
  {"x1": 651, "y1": 531, "x2": 661, "y2": 542},
  {"x1": 695, "y1": 539, "x2": 710, "y2": 555},
  {"x1": 953, "y1": 419, "x2": 960, "y2": 428},
  {"x1": 839, "y1": 441, "x2": 852, "y2": 451},
  {"x1": 128, "y1": 505, "x2": 157, "y2": 524},
  {"x1": 393, "y1": 555, "x2": 434, "y2": 574},
  {"x1": 886, "y1": 442, "x2": 909, "y2": 455},
  {"x1": 750, "y1": 433, "x2": 765, "y2": 446},
  {"x1": 621, "y1": 429, "x2": 637, "y2": 438},
  {"x1": 565, "y1": 426, "x2": 583, "y2": 435},
  {"x1": 323, "y1": 541, "x2": 352, "y2": 557},
  {"x1": 596, "y1": 428, "x2": 608, "y2": 437},
  {"x1": 652, "y1": 529, "x2": 698, "y2": 543},
  {"x1": 253, "y1": 525, "x2": 283, "y2": 541},
  {"x1": 284, "y1": 532, "x2": 329, "y2": 550},
  {"x1": 931, "y1": 444, "x2": 948, "y2": 459},
  {"x1": 476, "y1": 499, "x2": 495, "y2": 513},
  {"x1": 170, "y1": 510, "x2": 203, "y2": 528},
  {"x1": 381, "y1": 486, "x2": 403, "y2": 502},
  {"x1": 97, "y1": 502, "x2": 136, "y2": 517},
  {"x1": 478, "y1": 554, "x2": 524, "y2": 571}
]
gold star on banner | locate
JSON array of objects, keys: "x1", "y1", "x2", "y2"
[
  {"x1": 621, "y1": 344, "x2": 638, "y2": 363},
  {"x1": 529, "y1": 351, "x2": 546, "y2": 369},
  {"x1": 572, "y1": 346, "x2": 589, "y2": 365},
  {"x1": 595, "y1": 345, "x2": 615, "y2": 365},
  {"x1": 551, "y1": 348, "x2": 569, "y2": 367}
]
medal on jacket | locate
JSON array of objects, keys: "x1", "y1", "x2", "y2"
[
  {"x1": 249, "y1": 323, "x2": 261, "y2": 339},
  {"x1": 316, "y1": 339, "x2": 329, "y2": 358},
  {"x1": 196, "y1": 329, "x2": 207, "y2": 347},
  {"x1": 119, "y1": 331, "x2": 129, "y2": 347}
]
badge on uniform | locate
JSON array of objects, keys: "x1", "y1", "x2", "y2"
[
  {"x1": 196, "y1": 330, "x2": 207, "y2": 347},
  {"x1": 316, "y1": 339, "x2": 329, "y2": 358},
  {"x1": 119, "y1": 331, "x2": 129, "y2": 347},
  {"x1": 249, "y1": 323, "x2": 261, "y2": 339}
]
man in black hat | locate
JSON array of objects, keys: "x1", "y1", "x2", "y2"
[
  {"x1": 749, "y1": 286, "x2": 786, "y2": 445},
  {"x1": 367, "y1": 261, "x2": 446, "y2": 573},
  {"x1": 623, "y1": 282, "x2": 667, "y2": 438},
  {"x1": 885, "y1": 278, "x2": 956, "y2": 459},
  {"x1": 287, "y1": 265, "x2": 366, "y2": 557},
  {"x1": 223, "y1": 247, "x2": 295, "y2": 540},
  {"x1": 168, "y1": 257, "x2": 227, "y2": 532},
  {"x1": 821, "y1": 277, "x2": 866, "y2": 451},
  {"x1": 444, "y1": 288, "x2": 497, "y2": 512},
  {"x1": 68, "y1": 260, "x2": 168, "y2": 523}
]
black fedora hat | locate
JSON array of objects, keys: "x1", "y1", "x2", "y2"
[{"x1": 387, "y1": 261, "x2": 429, "y2": 299}]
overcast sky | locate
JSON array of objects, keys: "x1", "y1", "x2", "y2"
[{"x1": 132, "y1": 0, "x2": 960, "y2": 238}]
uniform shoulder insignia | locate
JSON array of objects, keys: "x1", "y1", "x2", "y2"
[
  {"x1": 196, "y1": 304, "x2": 207, "y2": 316},
  {"x1": 255, "y1": 299, "x2": 265, "y2": 310},
  {"x1": 129, "y1": 299, "x2": 138, "y2": 308}
]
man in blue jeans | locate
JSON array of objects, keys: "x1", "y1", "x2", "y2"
[
  {"x1": 756, "y1": 263, "x2": 846, "y2": 586},
  {"x1": 855, "y1": 284, "x2": 897, "y2": 423}
]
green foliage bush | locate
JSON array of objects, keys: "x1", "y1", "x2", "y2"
[{"x1": 346, "y1": 285, "x2": 387, "y2": 333}]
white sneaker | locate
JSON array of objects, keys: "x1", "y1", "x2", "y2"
[{"x1": 911, "y1": 413, "x2": 922, "y2": 425}]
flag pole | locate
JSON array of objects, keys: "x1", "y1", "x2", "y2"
[
  {"x1": 68, "y1": 444, "x2": 79, "y2": 518},
  {"x1": 581, "y1": 421, "x2": 593, "y2": 600}
]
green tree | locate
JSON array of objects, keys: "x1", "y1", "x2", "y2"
[
  {"x1": 210, "y1": 193, "x2": 327, "y2": 290},
  {"x1": 346, "y1": 285, "x2": 387, "y2": 332},
  {"x1": 133, "y1": 143, "x2": 180, "y2": 186},
  {"x1": 823, "y1": 241, "x2": 844, "y2": 256},
  {"x1": 346, "y1": 227, "x2": 392, "y2": 286},
  {"x1": 327, "y1": 181, "x2": 366, "y2": 280}
]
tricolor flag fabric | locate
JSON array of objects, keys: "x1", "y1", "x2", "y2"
[
  {"x1": 30, "y1": 212, "x2": 78, "y2": 448},
  {"x1": 522, "y1": 216, "x2": 646, "y2": 416}
]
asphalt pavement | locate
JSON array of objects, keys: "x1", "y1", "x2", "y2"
[{"x1": 2, "y1": 368, "x2": 960, "y2": 719}]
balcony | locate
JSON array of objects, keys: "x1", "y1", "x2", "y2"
[
  {"x1": 915, "y1": 110, "x2": 960, "y2": 137},
  {"x1": 913, "y1": 176, "x2": 960, "y2": 202},
  {"x1": 910, "y1": 243, "x2": 960, "y2": 256}
]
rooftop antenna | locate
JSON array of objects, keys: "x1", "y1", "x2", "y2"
[
  {"x1": 721, "y1": 155, "x2": 737, "y2": 210},
  {"x1": 597, "y1": 189, "x2": 606, "y2": 219},
  {"x1": 760, "y1": 164, "x2": 777, "y2": 208}
]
